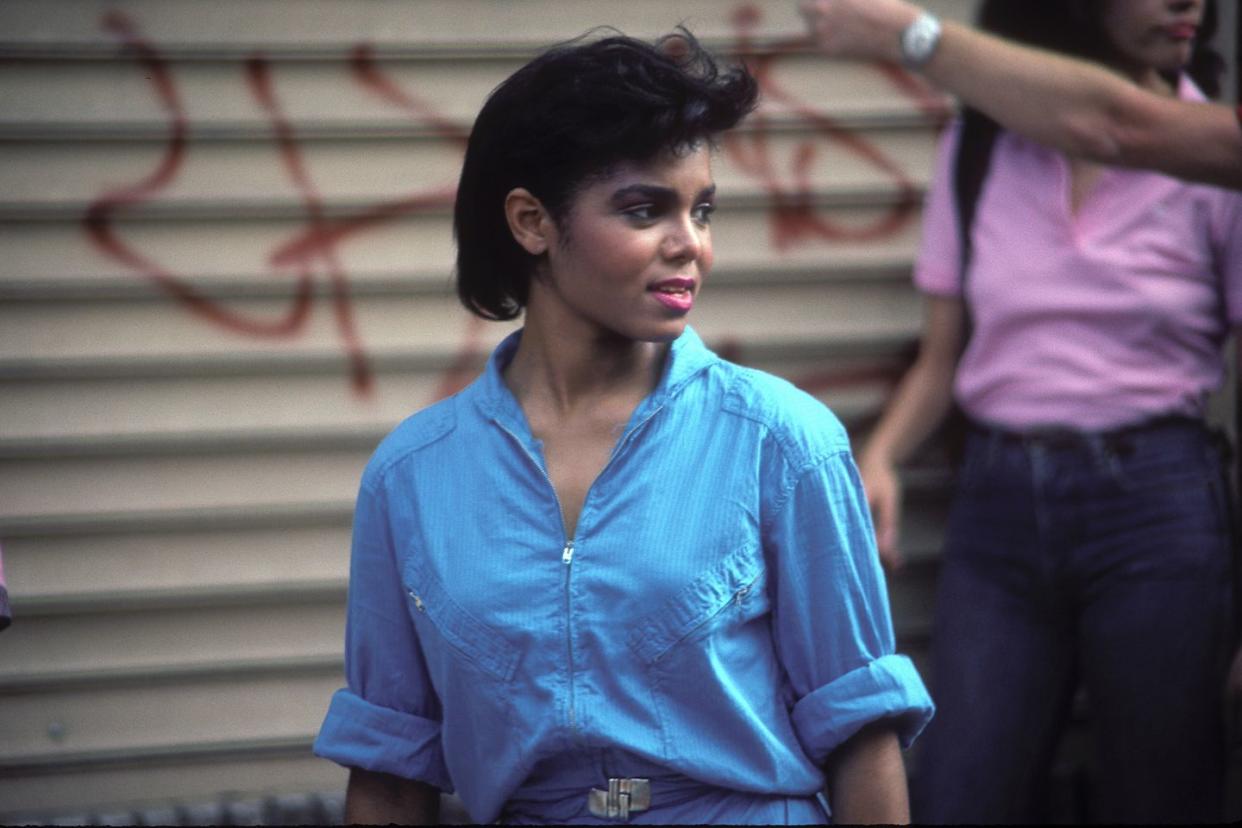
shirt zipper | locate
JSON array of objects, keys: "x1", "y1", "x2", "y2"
[
  {"x1": 492, "y1": 398, "x2": 668, "y2": 738},
  {"x1": 562, "y1": 539, "x2": 576, "y2": 731},
  {"x1": 493, "y1": 422, "x2": 579, "y2": 735}
]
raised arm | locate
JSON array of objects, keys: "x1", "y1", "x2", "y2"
[{"x1": 799, "y1": 0, "x2": 1242, "y2": 189}]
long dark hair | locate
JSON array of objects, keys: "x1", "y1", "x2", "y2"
[
  {"x1": 955, "y1": 0, "x2": 1224, "y2": 269},
  {"x1": 453, "y1": 28, "x2": 757, "y2": 321},
  {"x1": 975, "y1": 0, "x2": 1223, "y2": 96}
]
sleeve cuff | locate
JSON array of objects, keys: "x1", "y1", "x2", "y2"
[
  {"x1": 790, "y1": 654, "x2": 935, "y2": 764},
  {"x1": 313, "y1": 688, "x2": 453, "y2": 792}
]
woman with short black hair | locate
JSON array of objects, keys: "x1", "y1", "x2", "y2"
[{"x1": 313, "y1": 29, "x2": 933, "y2": 825}]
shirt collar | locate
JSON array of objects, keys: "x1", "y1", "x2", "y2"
[
  {"x1": 641, "y1": 325, "x2": 717, "y2": 412},
  {"x1": 473, "y1": 325, "x2": 717, "y2": 434}
]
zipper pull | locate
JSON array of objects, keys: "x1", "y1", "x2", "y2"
[{"x1": 562, "y1": 541, "x2": 574, "y2": 564}]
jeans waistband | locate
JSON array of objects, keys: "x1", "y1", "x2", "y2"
[{"x1": 967, "y1": 414, "x2": 1207, "y2": 454}]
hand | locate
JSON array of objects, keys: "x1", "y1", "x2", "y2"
[
  {"x1": 798, "y1": 0, "x2": 921, "y2": 63},
  {"x1": 859, "y1": 453, "x2": 904, "y2": 572}
]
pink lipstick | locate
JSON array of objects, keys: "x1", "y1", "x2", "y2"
[
  {"x1": 1163, "y1": 23, "x2": 1197, "y2": 41},
  {"x1": 649, "y1": 277, "x2": 695, "y2": 313}
]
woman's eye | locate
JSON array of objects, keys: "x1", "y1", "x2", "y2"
[
  {"x1": 622, "y1": 204, "x2": 657, "y2": 221},
  {"x1": 693, "y1": 203, "x2": 716, "y2": 224}
]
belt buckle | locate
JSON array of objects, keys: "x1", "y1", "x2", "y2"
[{"x1": 587, "y1": 777, "x2": 650, "y2": 821}]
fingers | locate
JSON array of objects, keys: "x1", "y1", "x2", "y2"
[
  {"x1": 878, "y1": 544, "x2": 906, "y2": 573},
  {"x1": 797, "y1": 0, "x2": 917, "y2": 62},
  {"x1": 861, "y1": 462, "x2": 904, "y2": 572},
  {"x1": 871, "y1": 490, "x2": 904, "y2": 572}
]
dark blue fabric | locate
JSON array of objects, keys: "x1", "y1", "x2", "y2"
[
  {"x1": 501, "y1": 749, "x2": 829, "y2": 824},
  {"x1": 313, "y1": 327, "x2": 932, "y2": 823},
  {"x1": 914, "y1": 419, "x2": 1233, "y2": 823}
]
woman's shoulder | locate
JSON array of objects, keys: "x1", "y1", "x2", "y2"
[
  {"x1": 362, "y1": 395, "x2": 461, "y2": 490},
  {"x1": 715, "y1": 361, "x2": 850, "y2": 465}
]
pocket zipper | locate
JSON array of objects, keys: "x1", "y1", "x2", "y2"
[{"x1": 653, "y1": 573, "x2": 762, "y2": 663}]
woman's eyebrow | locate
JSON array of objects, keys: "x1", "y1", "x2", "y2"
[
  {"x1": 609, "y1": 182, "x2": 718, "y2": 203},
  {"x1": 609, "y1": 184, "x2": 675, "y2": 204}
]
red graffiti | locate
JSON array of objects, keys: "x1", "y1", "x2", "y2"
[
  {"x1": 431, "y1": 315, "x2": 490, "y2": 400},
  {"x1": 716, "y1": 4, "x2": 943, "y2": 395},
  {"x1": 267, "y1": 46, "x2": 465, "y2": 270},
  {"x1": 83, "y1": 6, "x2": 934, "y2": 404},
  {"x1": 85, "y1": 12, "x2": 315, "y2": 340},
  {"x1": 244, "y1": 56, "x2": 372, "y2": 393},
  {"x1": 724, "y1": 4, "x2": 949, "y2": 249},
  {"x1": 788, "y1": 339, "x2": 919, "y2": 404},
  {"x1": 84, "y1": 12, "x2": 466, "y2": 398},
  {"x1": 351, "y1": 45, "x2": 469, "y2": 149},
  {"x1": 712, "y1": 336, "x2": 916, "y2": 420}
]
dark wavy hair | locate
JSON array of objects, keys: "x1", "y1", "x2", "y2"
[
  {"x1": 953, "y1": 0, "x2": 1224, "y2": 275},
  {"x1": 453, "y1": 28, "x2": 758, "y2": 321},
  {"x1": 975, "y1": 0, "x2": 1223, "y2": 97}
]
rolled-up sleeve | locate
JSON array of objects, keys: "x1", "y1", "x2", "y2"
[
  {"x1": 765, "y1": 450, "x2": 934, "y2": 766},
  {"x1": 313, "y1": 473, "x2": 452, "y2": 792}
]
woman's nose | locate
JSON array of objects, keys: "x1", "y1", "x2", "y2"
[{"x1": 662, "y1": 217, "x2": 705, "y2": 262}]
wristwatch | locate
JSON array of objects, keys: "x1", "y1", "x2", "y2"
[{"x1": 899, "y1": 11, "x2": 942, "y2": 69}]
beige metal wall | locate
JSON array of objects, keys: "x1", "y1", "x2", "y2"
[{"x1": 0, "y1": 0, "x2": 970, "y2": 818}]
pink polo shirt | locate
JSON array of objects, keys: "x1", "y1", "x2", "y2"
[{"x1": 915, "y1": 77, "x2": 1242, "y2": 431}]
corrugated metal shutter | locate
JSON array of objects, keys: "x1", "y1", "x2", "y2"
[{"x1": 1, "y1": 0, "x2": 979, "y2": 819}]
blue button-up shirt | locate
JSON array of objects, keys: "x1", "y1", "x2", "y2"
[{"x1": 314, "y1": 327, "x2": 933, "y2": 823}]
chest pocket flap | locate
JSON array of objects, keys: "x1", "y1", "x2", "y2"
[
  {"x1": 403, "y1": 554, "x2": 521, "y2": 683},
  {"x1": 626, "y1": 542, "x2": 769, "y2": 666}
]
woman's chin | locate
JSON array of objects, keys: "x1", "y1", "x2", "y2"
[{"x1": 640, "y1": 317, "x2": 691, "y2": 344}]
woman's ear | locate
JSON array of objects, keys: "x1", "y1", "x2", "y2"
[{"x1": 504, "y1": 188, "x2": 553, "y2": 256}]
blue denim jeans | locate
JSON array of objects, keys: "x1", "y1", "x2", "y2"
[{"x1": 913, "y1": 418, "x2": 1235, "y2": 824}]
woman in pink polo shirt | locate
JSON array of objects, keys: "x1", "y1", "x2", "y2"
[{"x1": 854, "y1": 0, "x2": 1241, "y2": 822}]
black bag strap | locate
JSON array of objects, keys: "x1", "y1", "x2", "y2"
[
  {"x1": 952, "y1": 108, "x2": 1000, "y2": 311},
  {"x1": 941, "y1": 109, "x2": 998, "y2": 460}
]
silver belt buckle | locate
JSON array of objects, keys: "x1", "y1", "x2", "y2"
[{"x1": 587, "y1": 777, "x2": 651, "y2": 821}]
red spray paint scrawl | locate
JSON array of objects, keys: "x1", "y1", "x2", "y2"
[
  {"x1": 725, "y1": 3, "x2": 948, "y2": 249},
  {"x1": 83, "y1": 7, "x2": 936, "y2": 402},
  {"x1": 84, "y1": 13, "x2": 467, "y2": 398}
]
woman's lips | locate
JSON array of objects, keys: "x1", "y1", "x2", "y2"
[
  {"x1": 649, "y1": 278, "x2": 695, "y2": 313},
  {"x1": 1163, "y1": 23, "x2": 1197, "y2": 41}
]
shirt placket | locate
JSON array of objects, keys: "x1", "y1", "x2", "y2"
[{"x1": 489, "y1": 394, "x2": 670, "y2": 744}]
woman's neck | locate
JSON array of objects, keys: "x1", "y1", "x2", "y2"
[
  {"x1": 1114, "y1": 60, "x2": 1177, "y2": 97},
  {"x1": 504, "y1": 314, "x2": 667, "y2": 417}
]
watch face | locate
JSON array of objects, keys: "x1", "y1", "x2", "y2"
[
  {"x1": 909, "y1": 27, "x2": 933, "y2": 53},
  {"x1": 902, "y1": 14, "x2": 941, "y2": 66}
]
